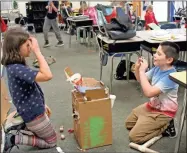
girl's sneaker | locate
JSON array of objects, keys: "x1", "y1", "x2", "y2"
[{"x1": 3, "y1": 133, "x2": 17, "y2": 153}]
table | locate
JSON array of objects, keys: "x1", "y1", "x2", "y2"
[
  {"x1": 137, "y1": 29, "x2": 186, "y2": 50},
  {"x1": 97, "y1": 34, "x2": 143, "y2": 92},
  {"x1": 137, "y1": 29, "x2": 187, "y2": 68},
  {"x1": 169, "y1": 71, "x2": 187, "y2": 153},
  {"x1": 67, "y1": 18, "x2": 93, "y2": 47}
]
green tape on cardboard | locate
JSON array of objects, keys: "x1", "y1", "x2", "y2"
[{"x1": 83, "y1": 117, "x2": 106, "y2": 149}]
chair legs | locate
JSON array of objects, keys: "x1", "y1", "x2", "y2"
[
  {"x1": 110, "y1": 54, "x2": 116, "y2": 92},
  {"x1": 109, "y1": 52, "x2": 140, "y2": 93},
  {"x1": 100, "y1": 52, "x2": 103, "y2": 81}
]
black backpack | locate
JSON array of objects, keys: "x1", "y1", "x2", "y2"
[
  {"x1": 104, "y1": 7, "x2": 136, "y2": 40},
  {"x1": 114, "y1": 60, "x2": 136, "y2": 80}
]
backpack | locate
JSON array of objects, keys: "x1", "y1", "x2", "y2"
[
  {"x1": 114, "y1": 60, "x2": 136, "y2": 80},
  {"x1": 104, "y1": 7, "x2": 136, "y2": 40},
  {"x1": 3, "y1": 111, "x2": 25, "y2": 133},
  {"x1": 0, "y1": 17, "x2": 7, "y2": 32}
]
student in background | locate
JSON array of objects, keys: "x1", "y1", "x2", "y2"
[
  {"x1": 60, "y1": 1, "x2": 72, "y2": 30},
  {"x1": 79, "y1": 1, "x2": 88, "y2": 14},
  {"x1": 43, "y1": 0, "x2": 64, "y2": 48},
  {"x1": 144, "y1": 5, "x2": 158, "y2": 30}
]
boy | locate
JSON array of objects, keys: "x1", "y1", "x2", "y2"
[
  {"x1": 43, "y1": 0, "x2": 64, "y2": 48},
  {"x1": 125, "y1": 41, "x2": 180, "y2": 144}
]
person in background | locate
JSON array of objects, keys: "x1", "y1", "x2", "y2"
[
  {"x1": 144, "y1": 5, "x2": 158, "y2": 30},
  {"x1": 120, "y1": 1, "x2": 131, "y2": 19},
  {"x1": 60, "y1": 1, "x2": 72, "y2": 30},
  {"x1": 43, "y1": 0, "x2": 64, "y2": 48},
  {"x1": 79, "y1": 1, "x2": 88, "y2": 14}
]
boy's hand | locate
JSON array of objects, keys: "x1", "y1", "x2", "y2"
[
  {"x1": 135, "y1": 57, "x2": 143, "y2": 70},
  {"x1": 139, "y1": 59, "x2": 148, "y2": 72}
]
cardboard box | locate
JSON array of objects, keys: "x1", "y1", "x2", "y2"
[
  {"x1": 1, "y1": 78, "x2": 10, "y2": 125},
  {"x1": 1, "y1": 78, "x2": 11, "y2": 151},
  {"x1": 72, "y1": 89, "x2": 112, "y2": 150},
  {"x1": 64, "y1": 67, "x2": 112, "y2": 149}
]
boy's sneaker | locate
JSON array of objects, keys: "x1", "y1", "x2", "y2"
[
  {"x1": 43, "y1": 41, "x2": 50, "y2": 48},
  {"x1": 162, "y1": 119, "x2": 177, "y2": 138},
  {"x1": 56, "y1": 41, "x2": 64, "y2": 47},
  {"x1": 3, "y1": 133, "x2": 18, "y2": 153}
]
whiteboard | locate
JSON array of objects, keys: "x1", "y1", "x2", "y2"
[
  {"x1": 153, "y1": 2, "x2": 168, "y2": 22},
  {"x1": 1, "y1": 1, "x2": 13, "y2": 10}
]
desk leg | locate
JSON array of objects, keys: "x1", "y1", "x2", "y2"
[
  {"x1": 148, "y1": 52, "x2": 151, "y2": 68},
  {"x1": 99, "y1": 51, "x2": 103, "y2": 81},
  {"x1": 76, "y1": 27, "x2": 80, "y2": 44},
  {"x1": 69, "y1": 26, "x2": 72, "y2": 48},
  {"x1": 126, "y1": 54, "x2": 131, "y2": 83},
  {"x1": 174, "y1": 89, "x2": 187, "y2": 153},
  {"x1": 88, "y1": 30, "x2": 91, "y2": 47},
  {"x1": 110, "y1": 54, "x2": 116, "y2": 93}
]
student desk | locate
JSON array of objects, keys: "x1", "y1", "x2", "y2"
[
  {"x1": 97, "y1": 34, "x2": 143, "y2": 92},
  {"x1": 137, "y1": 29, "x2": 186, "y2": 50},
  {"x1": 169, "y1": 71, "x2": 187, "y2": 153},
  {"x1": 66, "y1": 18, "x2": 93, "y2": 47},
  {"x1": 137, "y1": 29, "x2": 187, "y2": 68}
]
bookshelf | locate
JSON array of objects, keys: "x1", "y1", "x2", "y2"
[{"x1": 26, "y1": 1, "x2": 48, "y2": 33}]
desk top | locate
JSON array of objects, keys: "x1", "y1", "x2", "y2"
[
  {"x1": 137, "y1": 29, "x2": 186, "y2": 44},
  {"x1": 169, "y1": 71, "x2": 187, "y2": 88},
  {"x1": 67, "y1": 18, "x2": 93, "y2": 22},
  {"x1": 97, "y1": 34, "x2": 143, "y2": 44}
]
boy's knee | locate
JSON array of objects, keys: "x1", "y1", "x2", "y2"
[
  {"x1": 125, "y1": 117, "x2": 134, "y2": 130},
  {"x1": 129, "y1": 131, "x2": 144, "y2": 144},
  {"x1": 125, "y1": 120, "x2": 130, "y2": 129}
]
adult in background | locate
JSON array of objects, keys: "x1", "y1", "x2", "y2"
[{"x1": 43, "y1": 0, "x2": 64, "y2": 48}]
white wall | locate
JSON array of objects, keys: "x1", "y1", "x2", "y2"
[
  {"x1": 1, "y1": 1, "x2": 12, "y2": 11},
  {"x1": 141, "y1": 1, "x2": 168, "y2": 22},
  {"x1": 89, "y1": 1, "x2": 111, "y2": 7},
  {"x1": 18, "y1": 2, "x2": 27, "y2": 16},
  {"x1": 71, "y1": 1, "x2": 111, "y2": 9},
  {"x1": 153, "y1": 2, "x2": 168, "y2": 22},
  {"x1": 174, "y1": 1, "x2": 186, "y2": 13}
]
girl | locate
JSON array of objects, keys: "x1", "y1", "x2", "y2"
[
  {"x1": 144, "y1": 5, "x2": 158, "y2": 30},
  {"x1": 1, "y1": 28, "x2": 57, "y2": 152}
]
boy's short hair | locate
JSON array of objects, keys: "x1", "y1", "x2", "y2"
[{"x1": 160, "y1": 41, "x2": 180, "y2": 65}]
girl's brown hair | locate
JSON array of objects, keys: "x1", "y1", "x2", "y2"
[{"x1": 1, "y1": 27, "x2": 30, "y2": 66}]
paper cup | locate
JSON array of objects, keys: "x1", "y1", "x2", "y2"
[{"x1": 110, "y1": 95, "x2": 116, "y2": 108}]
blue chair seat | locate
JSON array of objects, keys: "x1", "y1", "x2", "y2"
[
  {"x1": 174, "y1": 60, "x2": 187, "y2": 72},
  {"x1": 109, "y1": 53, "x2": 125, "y2": 57},
  {"x1": 160, "y1": 23, "x2": 177, "y2": 29}
]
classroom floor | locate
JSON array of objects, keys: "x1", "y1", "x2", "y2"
[{"x1": 9, "y1": 31, "x2": 186, "y2": 153}]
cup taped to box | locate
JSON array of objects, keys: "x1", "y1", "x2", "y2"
[{"x1": 64, "y1": 67, "x2": 103, "y2": 93}]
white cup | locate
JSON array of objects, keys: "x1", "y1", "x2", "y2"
[{"x1": 110, "y1": 95, "x2": 116, "y2": 108}]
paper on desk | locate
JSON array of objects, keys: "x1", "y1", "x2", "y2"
[
  {"x1": 150, "y1": 30, "x2": 180, "y2": 41},
  {"x1": 148, "y1": 23, "x2": 161, "y2": 30}
]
